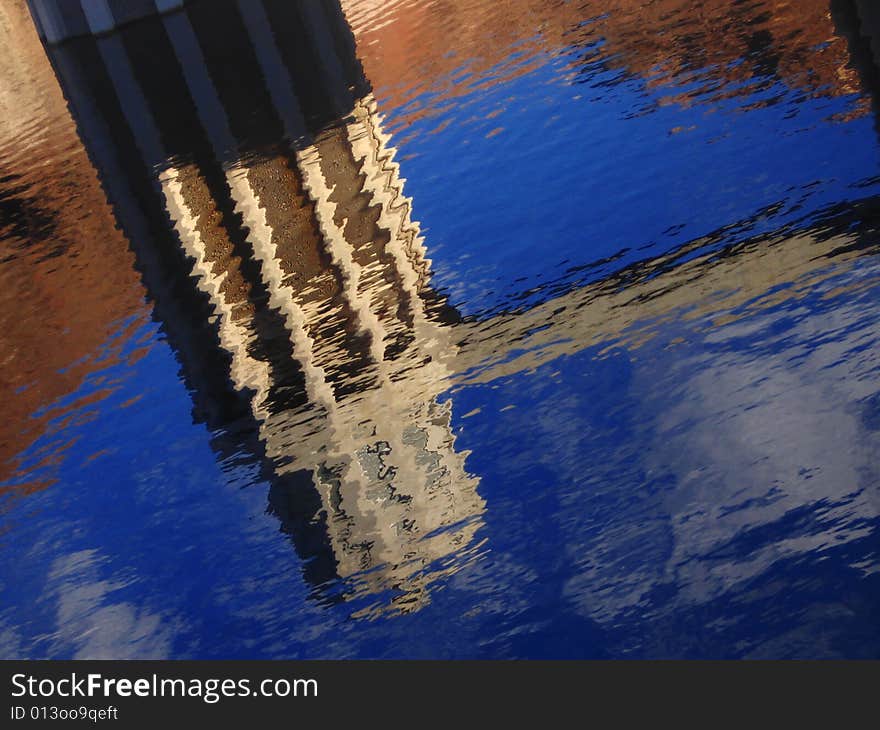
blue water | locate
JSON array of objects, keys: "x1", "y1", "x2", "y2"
[{"x1": 0, "y1": 0, "x2": 878, "y2": 658}]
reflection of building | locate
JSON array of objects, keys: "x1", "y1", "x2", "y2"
[
  {"x1": 452, "y1": 198, "x2": 880, "y2": 384},
  {"x1": 36, "y1": 0, "x2": 483, "y2": 615}
]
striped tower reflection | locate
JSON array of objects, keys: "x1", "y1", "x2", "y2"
[{"x1": 40, "y1": 0, "x2": 484, "y2": 615}]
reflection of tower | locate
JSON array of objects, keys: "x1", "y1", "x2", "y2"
[{"x1": 34, "y1": 0, "x2": 484, "y2": 615}]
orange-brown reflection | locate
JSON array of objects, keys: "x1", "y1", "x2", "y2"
[
  {"x1": 0, "y1": 0, "x2": 148, "y2": 498},
  {"x1": 344, "y1": 0, "x2": 866, "y2": 125}
]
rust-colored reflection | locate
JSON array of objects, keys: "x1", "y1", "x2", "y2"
[
  {"x1": 0, "y1": 0, "x2": 148, "y2": 498},
  {"x1": 344, "y1": 0, "x2": 866, "y2": 125}
]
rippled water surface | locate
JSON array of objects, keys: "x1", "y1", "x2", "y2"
[{"x1": 1, "y1": 0, "x2": 879, "y2": 658}]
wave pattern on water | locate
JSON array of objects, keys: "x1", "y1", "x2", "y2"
[{"x1": 0, "y1": 0, "x2": 877, "y2": 658}]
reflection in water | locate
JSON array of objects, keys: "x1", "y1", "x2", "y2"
[
  {"x1": 45, "y1": 549, "x2": 173, "y2": 660},
  {"x1": 347, "y1": 0, "x2": 868, "y2": 131},
  {"x1": 0, "y1": 0, "x2": 878, "y2": 656},
  {"x1": 44, "y1": 0, "x2": 485, "y2": 615}
]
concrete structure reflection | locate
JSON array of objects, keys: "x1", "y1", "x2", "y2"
[{"x1": 40, "y1": 0, "x2": 482, "y2": 615}]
